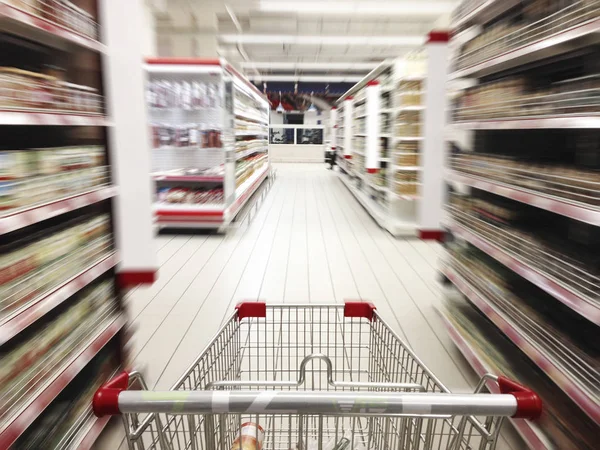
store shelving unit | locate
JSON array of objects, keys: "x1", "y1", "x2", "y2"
[
  {"x1": 0, "y1": 1, "x2": 132, "y2": 447},
  {"x1": 334, "y1": 36, "x2": 448, "y2": 238},
  {"x1": 146, "y1": 58, "x2": 270, "y2": 230},
  {"x1": 443, "y1": 0, "x2": 600, "y2": 445},
  {"x1": 437, "y1": 310, "x2": 551, "y2": 450}
]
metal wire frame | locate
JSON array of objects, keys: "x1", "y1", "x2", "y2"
[
  {"x1": 456, "y1": 0, "x2": 600, "y2": 70},
  {"x1": 445, "y1": 251, "x2": 600, "y2": 402},
  {"x1": 0, "y1": 235, "x2": 113, "y2": 321},
  {"x1": 0, "y1": 166, "x2": 110, "y2": 214},
  {"x1": 450, "y1": 156, "x2": 600, "y2": 208},
  {"x1": 118, "y1": 304, "x2": 505, "y2": 450},
  {"x1": 448, "y1": 205, "x2": 600, "y2": 303},
  {"x1": 0, "y1": 302, "x2": 118, "y2": 430}
]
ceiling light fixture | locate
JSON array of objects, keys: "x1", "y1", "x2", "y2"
[
  {"x1": 259, "y1": 1, "x2": 456, "y2": 16},
  {"x1": 218, "y1": 34, "x2": 424, "y2": 46},
  {"x1": 240, "y1": 62, "x2": 380, "y2": 70},
  {"x1": 247, "y1": 75, "x2": 364, "y2": 82}
]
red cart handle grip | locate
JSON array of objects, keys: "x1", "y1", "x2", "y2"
[
  {"x1": 497, "y1": 376, "x2": 542, "y2": 420},
  {"x1": 93, "y1": 371, "x2": 130, "y2": 417}
]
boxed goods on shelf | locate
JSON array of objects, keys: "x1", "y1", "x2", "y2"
[
  {"x1": 448, "y1": 192, "x2": 600, "y2": 303},
  {"x1": 0, "y1": 67, "x2": 102, "y2": 114},
  {"x1": 147, "y1": 79, "x2": 221, "y2": 110},
  {"x1": 151, "y1": 123, "x2": 222, "y2": 149},
  {"x1": 0, "y1": 214, "x2": 113, "y2": 320},
  {"x1": 0, "y1": 146, "x2": 106, "y2": 212},
  {"x1": 13, "y1": 342, "x2": 119, "y2": 449},
  {"x1": 454, "y1": 73, "x2": 600, "y2": 120},
  {"x1": 455, "y1": 0, "x2": 600, "y2": 71},
  {"x1": 236, "y1": 154, "x2": 268, "y2": 187},
  {"x1": 443, "y1": 296, "x2": 599, "y2": 449},
  {"x1": 450, "y1": 153, "x2": 600, "y2": 207},
  {"x1": 445, "y1": 242, "x2": 600, "y2": 405},
  {"x1": 0, "y1": 279, "x2": 117, "y2": 429},
  {"x1": 157, "y1": 187, "x2": 223, "y2": 205}
]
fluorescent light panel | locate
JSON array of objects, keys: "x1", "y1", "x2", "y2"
[
  {"x1": 248, "y1": 75, "x2": 363, "y2": 82},
  {"x1": 259, "y1": 1, "x2": 455, "y2": 15},
  {"x1": 240, "y1": 62, "x2": 379, "y2": 70},
  {"x1": 219, "y1": 34, "x2": 424, "y2": 46}
]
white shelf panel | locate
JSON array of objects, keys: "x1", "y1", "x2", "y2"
[
  {"x1": 0, "y1": 2, "x2": 106, "y2": 53},
  {"x1": 396, "y1": 106, "x2": 424, "y2": 112},
  {"x1": 152, "y1": 173, "x2": 224, "y2": 183},
  {"x1": 451, "y1": 115, "x2": 600, "y2": 129},
  {"x1": 236, "y1": 130, "x2": 268, "y2": 137},
  {"x1": 446, "y1": 170, "x2": 600, "y2": 226},
  {"x1": 438, "y1": 311, "x2": 552, "y2": 450},
  {"x1": 0, "y1": 186, "x2": 117, "y2": 236},
  {"x1": 450, "y1": 17, "x2": 600, "y2": 79},
  {"x1": 0, "y1": 111, "x2": 111, "y2": 126},
  {"x1": 154, "y1": 203, "x2": 224, "y2": 213},
  {"x1": 0, "y1": 252, "x2": 119, "y2": 345},
  {"x1": 228, "y1": 165, "x2": 270, "y2": 220},
  {"x1": 0, "y1": 315, "x2": 125, "y2": 449},
  {"x1": 393, "y1": 165, "x2": 421, "y2": 171},
  {"x1": 236, "y1": 146, "x2": 268, "y2": 160},
  {"x1": 443, "y1": 265, "x2": 600, "y2": 424},
  {"x1": 446, "y1": 219, "x2": 600, "y2": 325},
  {"x1": 338, "y1": 171, "x2": 417, "y2": 237},
  {"x1": 396, "y1": 136, "x2": 423, "y2": 141}
]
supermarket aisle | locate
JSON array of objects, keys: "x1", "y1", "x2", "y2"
[{"x1": 95, "y1": 163, "x2": 521, "y2": 450}]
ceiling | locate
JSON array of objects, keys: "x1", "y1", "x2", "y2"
[{"x1": 149, "y1": 0, "x2": 457, "y2": 81}]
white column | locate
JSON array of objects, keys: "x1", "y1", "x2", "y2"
[
  {"x1": 99, "y1": 0, "x2": 158, "y2": 285},
  {"x1": 365, "y1": 81, "x2": 381, "y2": 174},
  {"x1": 419, "y1": 31, "x2": 450, "y2": 241},
  {"x1": 141, "y1": 0, "x2": 157, "y2": 57},
  {"x1": 343, "y1": 97, "x2": 353, "y2": 160},
  {"x1": 330, "y1": 107, "x2": 337, "y2": 152}
]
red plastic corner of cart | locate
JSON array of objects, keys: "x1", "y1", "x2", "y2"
[
  {"x1": 93, "y1": 371, "x2": 130, "y2": 417},
  {"x1": 497, "y1": 376, "x2": 542, "y2": 420},
  {"x1": 236, "y1": 302, "x2": 267, "y2": 321},
  {"x1": 344, "y1": 301, "x2": 377, "y2": 321}
]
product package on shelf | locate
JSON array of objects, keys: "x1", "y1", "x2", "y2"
[
  {"x1": 0, "y1": 67, "x2": 103, "y2": 114},
  {"x1": 0, "y1": 279, "x2": 118, "y2": 430},
  {"x1": 444, "y1": 240, "x2": 599, "y2": 405},
  {"x1": 0, "y1": 146, "x2": 107, "y2": 212},
  {"x1": 13, "y1": 344, "x2": 120, "y2": 449},
  {"x1": 0, "y1": 213, "x2": 113, "y2": 320},
  {"x1": 157, "y1": 186, "x2": 224, "y2": 206},
  {"x1": 441, "y1": 293, "x2": 598, "y2": 449}
]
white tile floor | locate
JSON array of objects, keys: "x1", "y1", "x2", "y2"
[{"x1": 94, "y1": 163, "x2": 524, "y2": 450}]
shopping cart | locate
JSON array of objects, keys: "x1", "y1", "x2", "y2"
[{"x1": 93, "y1": 302, "x2": 541, "y2": 450}]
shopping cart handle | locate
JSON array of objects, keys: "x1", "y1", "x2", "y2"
[
  {"x1": 93, "y1": 371, "x2": 130, "y2": 417},
  {"x1": 496, "y1": 376, "x2": 542, "y2": 420}
]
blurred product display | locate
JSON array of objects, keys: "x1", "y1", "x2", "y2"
[
  {"x1": 13, "y1": 345, "x2": 119, "y2": 449},
  {"x1": 0, "y1": 67, "x2": 103, "y2": 114},
  {"x1": 444, "y1": 0, "x2": 600, "y2": 445},
  {"x1": 0, "y1": 214, "x2": 113, "y2": 320},
  {"x1": 0, "y1": 146, "x2": 107, "y2": 212},
  {"x1": 146, "y1": 59, "x2": 270, "y2": 230},
  {"x1": 0, "y1": 1, "x2": 125, "y2": 448},
  {"x1": 454, "y1": 0, "x2": 600, "y2": 71},
  {"x1": 5, "y1": 0, "x2": 99, "y2": 39}
]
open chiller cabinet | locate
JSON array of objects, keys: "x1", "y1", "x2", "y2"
[{"x1": 146, "y1": 58, "x2": 270, "y2": 230}]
